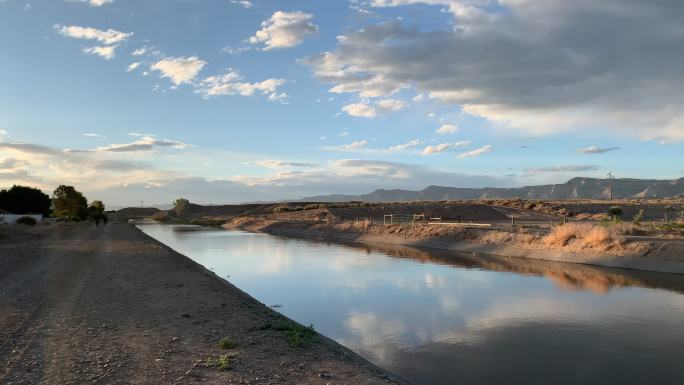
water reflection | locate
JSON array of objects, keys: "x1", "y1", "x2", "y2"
[{"x1": 138, "y1": 223, "x2": 684, "y2": 385}]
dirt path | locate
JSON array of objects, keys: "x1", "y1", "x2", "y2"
[{"x1": 0, "y1": 223, "x2": 407, "y2": 385}]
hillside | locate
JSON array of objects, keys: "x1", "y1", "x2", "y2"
[{"x1": 301, "y1": 177, "x2": 684, "y2": 202}]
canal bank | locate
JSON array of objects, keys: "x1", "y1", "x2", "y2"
[
  {"x1": 225, "y1": 218, "x2": 684, "y2": 274},
  {"x1": 0, "y1": 222, "x2": 409, "y2": 385}
]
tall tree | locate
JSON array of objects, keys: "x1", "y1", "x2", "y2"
[
  {"x1": 52, "y1": 185, "x2": 88, "y2": 220},
  {"x1": 0, "y1": 185, "x2": 51, "y2": 216}
]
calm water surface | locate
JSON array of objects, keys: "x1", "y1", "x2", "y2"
[{"x1": 138, "y1": 223, "x2": 684, "y2": 385}]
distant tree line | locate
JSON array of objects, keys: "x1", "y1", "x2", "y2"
[{"x1": 0, "y1": 184, "x2": 106, "y2": 222}]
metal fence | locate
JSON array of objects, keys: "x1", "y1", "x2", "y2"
[{"x1": 383, "y1": 214, "x2": 426, "y2": 225}]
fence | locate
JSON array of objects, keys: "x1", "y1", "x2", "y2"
[{"x1": 383, "y1": 214, "x2": 426, "y2": 225}]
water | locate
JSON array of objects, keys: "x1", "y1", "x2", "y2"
[{"x1": 137, "y1": 223, "x2": 684, "y2": 385}]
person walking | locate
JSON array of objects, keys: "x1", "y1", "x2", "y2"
[
  {"x1": 103, "y1": 215, "x2": 108, "y2": 226},
  {"x1": 95, "y1": 217, "x2": 100, "y2": 226}
]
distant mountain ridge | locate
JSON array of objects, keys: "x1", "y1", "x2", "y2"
[{"x1": 300, "y1": 177, "x2": 684, "y2": 202}]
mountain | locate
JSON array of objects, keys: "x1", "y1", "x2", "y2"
[{"x1": 300, "y1": 177, "x2": 684, "y2": 202}]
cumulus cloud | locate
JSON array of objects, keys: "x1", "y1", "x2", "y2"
[
  {"x1": 422, "y1": 141, "x2": 470, "y2": 155},
  {"x1": 342, "y1": 103, "x2": 377, "y2": 118},
  {"x1": 57, "y1": 25, "x2": 132, "y2": 45},
  {"x1": 151, "y1": 57, "x2": 206, "y2": 85},
  {"x1": 96, "y1": 136, "x2": 189, "y2": 152},
  {"x1": 83, "y1": 45, "x2": 117, "y2": 60},
  {"x1": 436, "y1": 124, "x2": 458, "y2": 134},
  {"x1": 577, "y1": 146, "x2": 621, "y2": 154},
  {"x1": 198, "y1": 70, "x2": 286, "y2": 101},
  {"x1": 250, "y1": 11, "x2": 318, "y2": 50},
  {"x1": 306, "y1": 1, "x2": 684, "y2": 141},
  {"x1": 456, "y1": 145, "x2": 492, "y2": 159},
  {"x1": 126, "y1": 62, "x2": 141, "y2": 72},
  {"x1": 342, "y1": 99, "x2": 407, "y2": 118}
]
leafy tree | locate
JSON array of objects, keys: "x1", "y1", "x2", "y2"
[
  {"x1": 52, "y1": 185, "x2": 88, "y2": 220},
  {"x1": 174, "y1": 198, "x2": 190, "y2": 207},
  {"x1": 88, "y1": 200, "x2": 106, "y2": 221},
  {"x1": 608, "y1": 206, "x2": 623, "y2": 222},
  {"x1": 0, "y1": 185, "x2": 51, "y2": 216}
]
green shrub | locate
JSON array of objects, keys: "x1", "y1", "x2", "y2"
[
  {"x1": 283, "y1": 323, "x2": 318, "y2": 348},
  {"x1": 206, "y1": 354, "x2": 231, "y2": 371},
  {"x1": 303, "y1": 204, "x2": 326, "y2": 210},
  {"x1": 17, "y1": 216, "x2": 37, "y2": 226},
  {"x1": 218, "y1": 337, "x2": 236, "y2": 349}
]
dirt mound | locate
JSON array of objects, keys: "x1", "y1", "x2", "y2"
[
  {"x1": 112, "y1": 207, "x2": 161, "y2": 221},
  {"x1": 328, "y1": 202, "x2": 509, "y2": 221}
]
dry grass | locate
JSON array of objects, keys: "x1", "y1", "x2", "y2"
[
  {"x1": 543, "y1": 223, "x2": 591, "y2": 246},
  {"x1": 544, "y1": 222, "x2": 628, "y2": 249}
]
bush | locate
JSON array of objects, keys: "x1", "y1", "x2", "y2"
[
  {"x1": 303, "y1": 204, "x2": 326, "y2": 210},
  {"x1": 17, "y1": 216, "x2": 37, "y2": 226},
  {"x1": 273, "y1": 205, "x2": 292, "y2": 213},
  {"x1": 218, "y1": 337, "x2": 236, "y2": 349},
  {"x1": 632, "y1": 209, "x2": 645, "y2": 225},
  {"x1": 543, "y1": 223, "x2": 590, "y2": 246},
  {"x1": 608, "y1": 206, "x2": 623, "y2": 221}
]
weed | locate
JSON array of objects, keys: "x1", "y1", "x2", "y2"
[
  {"x1": 285, "y1": 324, "x2": 318, "y2": 348},
  {"x1": 218, "y1": 337, "x2": 236, "y2": 349},
  {"x1": 206, "y1": 354, "x2": 231, "y2": 371}
]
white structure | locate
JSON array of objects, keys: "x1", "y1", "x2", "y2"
[{"x1": 0, "y1": 214, "x2": 44, "y2": 224}]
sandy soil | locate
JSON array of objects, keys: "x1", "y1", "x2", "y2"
[{"x1": 0, "y1": 223, "x2": 408, "y2": 385}]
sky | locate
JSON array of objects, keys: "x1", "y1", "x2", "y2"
[{"x1": 0, "y1": 0, "x2": 683, "y2": 206}]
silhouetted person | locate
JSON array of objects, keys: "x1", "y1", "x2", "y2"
[
  {"x1": 103, "y1": 215, "x2": 108, "y2": 226},
  {"x1": 95, "y1": 217, "x2": 100, "y2": 226}
]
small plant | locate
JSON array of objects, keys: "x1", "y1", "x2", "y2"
[
  {"x1": 206, "y1": 354, "x2": 231, "y2": 371},
  {"x1": 16, "y1": 216, "x2": 37, "y2": 226},
  {"x1": 218, "y1": 337, "x2": 236, "y2": 349},
  {"x1": 285, "y1": 323, "x2": 318, "y2": 348},
  {"x1": 273, "y1": 205, "x2": 292, "y2": 213},
  {"x1": 632, "y1": 209, "x2": 644, "y2": 226}
]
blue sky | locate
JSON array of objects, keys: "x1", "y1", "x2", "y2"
[{"x1": 0, "y1": 0, "x2": 682, "y2": 205}]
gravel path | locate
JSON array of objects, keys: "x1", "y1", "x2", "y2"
[{"x1": 0, "y1": 223, "x2": 407, "y2": 385}]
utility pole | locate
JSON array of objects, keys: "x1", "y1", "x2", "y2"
[{"x1": 607, "y1": 172, "x2": 613, "y2": 201}]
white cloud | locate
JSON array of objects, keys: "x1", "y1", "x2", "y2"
[
  {"x1": 198, "y1": 70, "x2": 286, "y2": 101},
  {"x1": 389, "y1": 139, "x2": 421, "y2": 151},
  {"x1": 376, "y1": 98, "x2": 407, "y2": 112},
  {"x1": 524, "y1": 165, "x2": 599, "y2": 174},
  {"x1": 96, "y1": 136, "x2": 189, "y2": 152},
  {"x1": 342, "y1": 103, "x2": 377, "y2": 118},
  {"x1": 577, "y1": 146, "x2": 621, "y2": 154},
  {"x1": 229, "y1": 0, "x2": 252, "y2": 8},
  {"x1": 82, "y1": 133, "x2": 106, "y2": 138},
  {"x1": 244, "y1": 160, "x2": 317, "y2": 169},
  {"x1": 126, "y1": 62, "x2": 141, "y2": 72},
  {"x1": 66, "y1": 0, "x2": 113, "y2": 6},
  {"x1": 341, "y1": 98, "x2": 408, "y2": 118},
  {"x1": 83, "y1": 45, "x2": 116, "y2": 60},
  {"x1": 343, "y1": 140, "x2": 368, "y2": 150},
  {"x1": 249, "y1": 11, "x2": 318, "y2": 50},
  {"x1": 436, "y1": 124, "x2": 458, "y2": 135},
  {"x1": 422, "y1": 141, "x2": 470, "y2": 155},
  {"x1": 57, "y1": 25, "x2": 132, "y2": 45},
  {"x1": 151, "y1": 57, "x2": 206, "y2": 85},
  {"x1": 457, "y1": 145, "x2": 492, "y2": 159}
]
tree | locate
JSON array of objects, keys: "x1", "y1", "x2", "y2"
[
  {"x1": 88, "y1": 200, "x2": 106, "y2": 221},
  {"x1": 52, "y1": 185, "x2": 88, "y2": 220},
  {"x1": 173, "y1": 198, "x2": 190, "y2": 207},
  {"x1": 608, "y1": 206, "x2": 623, "y2": 222},
  {"x1": 0, "y1": 185, "x2": 51, "y2": 216}
]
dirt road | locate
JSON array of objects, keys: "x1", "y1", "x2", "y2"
[{"x1": 0, "y1": 223, "x2": 406, "y2": 385}]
